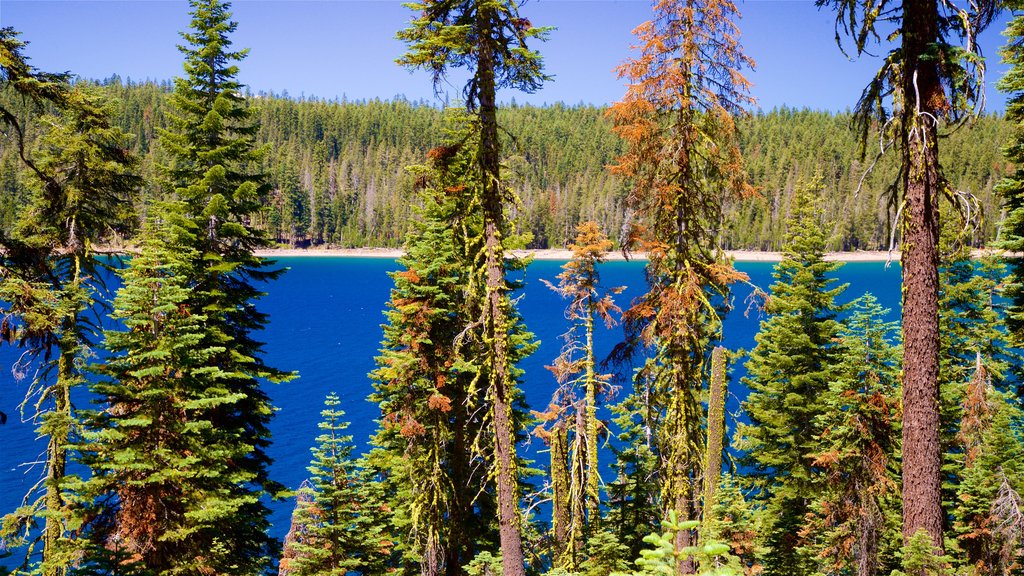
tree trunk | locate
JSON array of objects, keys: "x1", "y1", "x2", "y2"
[
  {"x1": 900, "y1": 0, "x2": 944, "y2": 554},
  {"x1": 43, "y1": 350, "x2": 72, "y2": 576},
  {"x1": 446, "y1": 385, "x2": 470, "y2": 576},
  {"x1": 702, "y1": 346, "x2": 727, "y2": 527},
  {"x1": 550, "y1": 424, "x2": 570, "y2": 566},
  {"x1": 477, "y1": 7, "x2": 526, "y2": 575},
  {"x1": 584, "y1": 310, "x2": 600, "y2": 526}
]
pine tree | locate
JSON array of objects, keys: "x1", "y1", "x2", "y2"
[
  {"x1": 607, "y1": 0, "x2": 753, "y2": 568},
  {"x1": 368, "y1": 113, "x2": 537, "y2": 576},
  {"x1": 0, "y1": 85, "x2": 138, "y2": 575},
  {"x1": 605, "y1": 376, "x2": 662, "y2": 561},
  {"x1": 950, "y1": 361, "x2": 1024, "y2": 575},
  {"x1": 397, "y1": 4, "x2": 548, "y2": 573},
  {"x1": 817, "y1": 0, "x2": 998, "y2": 550},
  {"x1": 538, "y1": 221, "x2": 622, "y2": 570},
  {"x1": 150, "y1": 0, "x2": 290, "y2": 569},
  {"x1": 736, "y1": 179, "x2": 846, "y2": 576},
  {"x1": 76, "y1": 206, "x2": 264, "y2": 574},
  {"x1": 807, "y1": 294, "x2": 903, "y2": 576},
  {"x1": 280, "y1": 393, "x2": 383, "y2": 575},
  {"x1": 998, "y1": 0, "x2": 1024, "y2": 367}
]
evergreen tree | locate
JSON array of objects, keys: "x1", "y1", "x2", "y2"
[
  {"x1": 950, "y1": 361, "x2": 1024, "y2": 574},
  {"x1": 151, "y1": 0, "x2": 291, "y2": 569},
  {"x1": 817, "y1": 0, "x2": 997, "y2": 550},
  {"x1": 998, "y1": 0, "x2": 1024, "y2": 368},
  {"x1": 0, "y1": 85, "x2": 138, "y2": 575},
  {"x1": 368, "y1": 113, "x2": 537, "y2": 576},
  {"x1": 538, "y1": 221, "x2": 622, "y2": 570},
  {"x1": 736, "y1": 179, "x2": 846, "y2": 576},
  {"x1": 607, "y1": 0, "x2": 753, "y2": 568},
  {"x1": 76, "y1": 206, "x2": 264, "y2": 574},
  {"x1": 605, "y1": 375, "x2": 662, "y2": 560},
  {"x1": 397, "y1": 3, "x2": 548, "y2": 573},
  {"x1": 808, "y1": 294, "x2": 903, "y2": 576},
  {"x1": 280, "y1": 393, "x2": 384, "y2": 575}
]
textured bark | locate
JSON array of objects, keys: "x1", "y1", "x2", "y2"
[
  {"x1": 477, "y1": 7, "x2": 526, "y2": 574},
  {"x1": 584, "y1": 311, "x2": 600, "y2": 526},
  {"x1": 445, "y1": 388, "x2": 470, "y2": 576},
  {"x1": 702, "y1": 346, "x2": 727, "y2": 525},
  {"x1": 900, "y1": 0, "x2": 944, "y2": 553},
  {"x1": 551, "y1": 424, "x2": 570, "y2": 559}
]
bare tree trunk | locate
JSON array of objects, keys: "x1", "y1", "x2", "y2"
[
  {"x1": 477, "y1": 7, "x2": 525, "y2": 574},
  {"x1": 900, "y1": 0, "x2": 944, "y2": 555},
  {"x1": 702, "y1": 346, "x2": 727, "y2": 525},
  {"x1": 550, "y1": 424, "x2": 570, "y2": 566}
]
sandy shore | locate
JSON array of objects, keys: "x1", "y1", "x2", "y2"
[{"x1": 254, "y1": 247, "x2": 908, "y2": 262}]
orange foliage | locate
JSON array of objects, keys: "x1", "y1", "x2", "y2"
[{"x1": 427, "y1": 393, "x2": 452, "y2": 412}]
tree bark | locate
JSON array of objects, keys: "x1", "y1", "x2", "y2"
[
  {"x1": 702, "y1": 346, "x2": 727, "y2": 526},
  {"x1": 900, "y1": 0, "x2": 944, "y2": 553},
  {"x1": 43, "y1": 348, "x2": 72, "y2": 576},
  {"x1": 477, "y1": 7, "x2": 526, "y2": 575},
  {"x1": 584, "y1": 310, "x2": 600, "y2": 526},
  {"x1": 550, "y1": 424, "x2": 570, "y2": 566}
]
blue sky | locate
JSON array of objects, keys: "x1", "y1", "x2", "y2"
[{"x1": 0, "y1": 0, "x2": 1013, "y2": 112}]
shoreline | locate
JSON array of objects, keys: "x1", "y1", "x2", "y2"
[{"x1": 253, "y1": 247, "x2": 912, "y2": 262}]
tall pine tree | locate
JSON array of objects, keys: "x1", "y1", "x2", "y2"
[
  {"x1": 148, "y1": 0, "x2": 290, "y2": 569},
  {"x1": 607, "y1": 1, "x2": 753, "y2": 569},
  {"x1": 397, "y1": 4, "x2": 547, "y2": 573},
  {"x1": 817, "y1": 0, "x2": 997, "y2": 550},
  {"x1": 0, "y1": 84, "x2": 138, "y2": 575},
  {"x1": 737, "y1": 179, "x2": 846, "y2": 576}
]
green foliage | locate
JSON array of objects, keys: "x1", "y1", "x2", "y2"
[
  {"x1": 737, "y1": 179, "x2": 846, "y2": 576},
  {"x1": 77, "y1": 207, "x2": 265, "y2": 575},
  {"x1": 0, "y1": 43, "x2": 138, "y2": 574},
  {"x1": 889, "y1": 530, "x2": 955, "y2": 576},
  {"x1": 465, "y1": 551, "x2": 503, "y2": 576},
  {"x1": 0, "y1": 82, "x2": 1012, "y2": 251},
  {"x1": 611, "y1": 513, "x2": 742, "y2": 576},
  {"x1": 807, "y1": 293, "x2": 903, "y2": 576},
  {"x1": 367, "y1": 112, "x2": 538, "y2": 574},
  {"x1": 280, "y1": 393, "x2": 386, "y2": 575},
  {"x1": 605, "y1": 378, "x2": 662, "y2": 560},
  {"x1": 101, "y1": 0, "x2": 292, "y2": 571}
]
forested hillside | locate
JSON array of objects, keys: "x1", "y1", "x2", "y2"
[{"x1": 0, "y1": 80, "x2": 1011, "y2": 250}]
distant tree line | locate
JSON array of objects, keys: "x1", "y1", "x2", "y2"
[{"x1": 0, "y1": 81, "x2": 1012, "y2": 251}]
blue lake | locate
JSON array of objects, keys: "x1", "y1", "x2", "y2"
[{"x1": 0, "y1": 257, "x2": 902, "y2": 550}]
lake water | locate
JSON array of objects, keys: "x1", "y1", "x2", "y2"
[{"x1": 0, "y1": 257, "x2": 902, "y2": 554}]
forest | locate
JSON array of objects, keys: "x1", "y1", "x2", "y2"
[
  {"x1": 0, "y1": 81, "x2": 1013, "y2": 252},
  {"x1": 0, "y1": 0, "x2": 1023, "y2": 575}
]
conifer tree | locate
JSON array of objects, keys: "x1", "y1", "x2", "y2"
[
  {"x1": 817, "y1": 0, "x2": 997, "y2": 550},
  {"x1": 77, "y1": 206, "x2": 263, "y2": 574},
  {"x1": 397, "y1": 4, "x2": 547, "y2": 573},
  {"x1": 149, "y1": 0, "x2": 289, "y2": 568},
  {"x1": 607, "y1": 0, "x2": 753, "y2": 567},
  {"x1": 808, "y1": 294, "x2": 902, "y2": 576},
  {"x1": 950, "y1": 361, "x2": 1024, "y2": 574},
  {"x1": 736, "y1": 179, "x2": 846, "y2": 576},
  {"x1": 0, "y1": 84, "x2": 138, "y2": 575},
  {"x1": 998, "y1": 0, "x2": 1024, "y2": 364},
  {"x1": 280, "y1": 393, "x2": 383, "y2": 575},
  {"x1": 538, "y1": 221, "x2": 622, "y2": 570},
  {"x1": 368, "y1": 113, "x2": 537, "y2": 576},
  {"x1": 606, "y1": 377, "x2": 662, "y2": 560}
]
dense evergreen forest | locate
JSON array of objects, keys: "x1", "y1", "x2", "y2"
[
  {"x1": 2, "y1": 0, "x2": 1024, "y2": 575},
  {"x1": 0, "y1": 81, "x2": 1013, "y2": 251}
]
